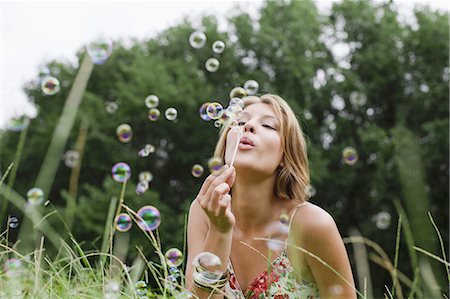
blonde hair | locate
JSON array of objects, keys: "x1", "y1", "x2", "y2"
[{"x1": 214, "y1": 94, "x2": 310, "y2": 203}]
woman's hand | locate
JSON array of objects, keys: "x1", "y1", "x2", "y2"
[{"x1": 195, "y1": 165, "x2": 236, "y2": 233}]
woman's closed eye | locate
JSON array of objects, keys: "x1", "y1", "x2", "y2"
[{"x1": 262, "y1": 124, "x2": 276, "y2": 130}]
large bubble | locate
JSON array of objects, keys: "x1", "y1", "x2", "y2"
[
  {"x1": 192, "y1": 252, "x2": 223, "y2": 282},
  {"x1": 137, "y1": 205, "x2": 161, "y2": 231},
  {"x1": 206, "y1": 102, "x2": 224, "y2": 120},
  {"x1": 41, "y1": 76, "x2": 61, "y2": 95},
  {"x1": 86, "y1": 37, "x2": 113, "y2": 65},
  {"x1": 116, "y1": 124, "x2": 133, "y2": 143},
  {"x1": 189, "y1": 31, "x2": 206, "y2": 49},
  {"x1": 111, "y1": 162, "x2": 131, "y2": 183}
]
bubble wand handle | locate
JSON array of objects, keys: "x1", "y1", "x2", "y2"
[{"x1": 229, "y1": 127, "x2": 243, "y2": 168}]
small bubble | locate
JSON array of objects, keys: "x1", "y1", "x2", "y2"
[
  {"x1": 206, "y1": 102, "x2": 224, "y2": 120},
  {"x1": 41, "y1": 76, "x2": 61, "y2": 95},
  {"x1": 342, "y1": 146, "x2": 358, "y2": 165},
  {"x1": 328, "y1": 284, "x2": 344, "y2": 296},
  {"x1": 135, "y1": 181, "x2": 149, "y2": 195},
  {"x1": 191, "y1": 164, "x2": 204, "y2": 178},
  {"x1": 229, "y1": 97, "x2": 244, "y2": 109},
  {"x1": 349, "y1": 91, "x2": 367, "y2": 107},
  {"x1": 165, "y1": 248, "x2": 183, "y2": 267},
  {"x1": 165, "y1": 107, "x2": 178, "y2": 121},
  {"x1": 145, "y1": 95, "x2": 159, "y2": 108},
  {"x1": 26, "y1": 187, "x2": 44, "y2": 206},
  {"x1": 148, "y1": 108, "x2": 161, "y2": 121},
  {"x1": 111, "y1": 162, "x2": 131, "y2": 183},
  {"x1": 265, "y1": 221, "x2": 289, "y2": 251},
  {"x1": 135, "y1": 280, "x2": 148, "y2": 296},
  {"x1": 7, "y1": 116, "x2": 30, "y2": 132},
  {"x1": 8, "y1": 216, "x2": 19, "y2": 229},
  {"x1": 199, "y1": 102, "x2": 212, "y2": 121},
  {"x1": 189, "y1": 31, "x2": 206, "y2": 49},
  {"x1": 208, "y1": 157, "x2": 224, "y2": 175},
  {"x1": 139, "y1": 171, "x2": 153, "y2": 183},
  {"x1": 304, "y1": 184, "x2": 316, "y2": 198},
  {"x1": 116, "y1": 124, "x2": 133, "y2": 143},
  {"x1": 105, "y1": 101, "x2": 119, "y2": 114},
  {"x1": 229, "y1": 87, "x2": 247, "y2": 99},
  {"x1": 212, "y1": 40, "x2": 225, "y2": 54},
  {"x1": 243, "y1": 80, "x2": 259, "y2": 95},
  {"x1": 374, "y1": 211, "x2": 391, "y2": 229},
  {"x1": 86, "y1": 37, "x2": 113, "y2": 65},
  {"x1": 138, "y1": 144, "x2": 155, "y2": 157},
  {"x1": 64, "y1": 150, "x2": 80, "y2": 168},
  {"x1": 205, "y1": 58, "x2": 220, "y2": 72},
  {"x1": 114, "y1": 213, "x2": 132, "y2": 232}
]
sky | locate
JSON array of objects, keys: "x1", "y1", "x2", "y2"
[{"x1": 1, "y1": 0, "x2": 448, "y2": 128}]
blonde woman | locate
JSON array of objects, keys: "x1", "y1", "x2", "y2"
[{"x1": 186, "y1": 94, "x2": 356, "y2": 298}]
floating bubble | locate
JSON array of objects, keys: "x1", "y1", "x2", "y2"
[
  {"x1": 116, "y1": 124, "x2": 133, "y2": 143},
  {"x1": 349, "y1": 91, "x2": 367, "y2": 107},
  {"x1": 205, "y1": 58, "x2": 220, "y2": 72},
  {"x1": 26, "y1": 187, "x2": 44, "y2": 206},
  {"x1": 8, "y1": 216, "x2": 19, "y2": 229},
  {"x1": 138, "y1": 144, "x2": 155, "y2": 157},
  {"x1": 169, "y1": 267, "x2": 181, "y2": 278},
  {"x1": 165, "y1": 107, "x2": 178, "y2": 121},
  {"x1": 145, "y1": 95, "x2": 159, "y2": 109},
  {"x1": 208, "y1": 157, "x2": 224, "y2": 175},
  {"x1": 244, "y1": 80, "x2": 259, "y2": 95},
  {"x1": 214, "y1": 120, "x2": 222, "y2": 128},
  {"x1": 265, "y1": 221, "x2": 289, "y2": 251},
  {"x1": 374, "y1": 211, "x2": 391, "y2": 230},
  {"x1": 64, "y1": 150, "x2": 80, "y2": 168},
  {"x1": 111, "y1": 162, "x2": 131, "y2": 183},
  {"x1": 166, "y1": 274, "x2": 178, "y2": 291},
  {"x1": 199, "y1": 102, "x2": 212, "y2": 121},
  {"x1": 192, "y1": 252, "x2": 223, "y2": 281},
  {"x1": 135, "y1": 280, "x2": 148, "y2": 296},
  {"x1": 148, "y1": 108, "x2": 161, "y2": 121},
  {"x1": 136, "y1": 181, "x2": 149, "y2": 195},
  {"x1": 41, "y1": 76, "x2": 61, "y2": 95},
  {"x1": 191, "y1": 164, "x2": 204, "y2": 178},
  {"x1": 189, "y1": 31, "x2": 206, "y2": 49},
  {"x1": 7, "y1": 116, "x2": 30, "y2": 132},
  {"x1": 4, "y1": 258, "x2": 22, "y2": 277},
  {"x1": 165, "y1": 248, "x2": 183, "y2": 267},
  {"x1": 229, "y1": 87, "x2": 247, "y2": 99},
  {"x1": 114, "y1": 213, "x2": 132, "y2": 232},
  {"x1": 139, "y1": 171, "x2": 153, "y2": 183},
  {"x1": 305, "y1": 184, "x2": 317, "y2": 198},
  {"x1": 86, "y1": 37, "x2": 113, "y2": 65},
  {"x1": 279, "y1": 213, "x2": 290, "y2": 225},
  {"x1": 105, "y1": 101, "x2": 119, "y2": 114},
  {"x1": 328, "y1": 284, "x2": 344, "y2": 296},
  {"x1": 342, "y1": 146, "x2": 358, "y2": 165},
  {"x1": 229, "y1": 97, "x2": 244, "y2": 109},
  {"x1": 212, "y1": 40, "x2": 225, "y2": 54},
  {"x1": 104, "y1": 281, "x2": 120, "y2": 299},
  {"x1": 206, "y1": 102, "x2": 224, "y2": 120},
  {"x1": 218, "y1": 109, "x2": 235, "y2": 126},
  {"x1": 227, "y1": 104, "x2": 243, "y2": 115},
  {"x1": 137, "y1": 205, "x2": 161, "y2": 231}
]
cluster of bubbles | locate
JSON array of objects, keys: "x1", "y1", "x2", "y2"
[
  {"x1": 188, "y1": 31, "x2": 226, "y2": 73},
  {"x1": 116, "y1": 124, "x2": 133, "y2": 143},
  {"x1": 342, "y1": 146, "x2": 358, "y2": 166},
  {"x1": 26, "y1": 187, "x2": 44, "y2": 206},
  {"x1": 137, "y1": 205, "x2": 161, "y2": 231},
  {"x1": 63, "y1": 150, "x2": 80, "y2": 168},
  {"x1": 372, "y1": 211, "x2": 391, "y2": 230},
  {"x1": 86, "y1": 37, "x2": 113, "y2": 65},
  {"x1": 7, "y1": 116, "x2": 30, "y2": 132},
  {"x1": 138, "y1": 144, "x2": 155, "y2": 158},
  {"x1": 136, "y1": 170, "x2": 153, "y2": 195},
  {"x1": 144, "y1": 94, "x2": 178, "y2": 122},
  {"x1": 111, "y1": 162, "x2": 131, "y2": 183}
]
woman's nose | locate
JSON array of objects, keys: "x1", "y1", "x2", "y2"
[{"x1": 244, "y1": 120, "x2": 255, "y2": 133}]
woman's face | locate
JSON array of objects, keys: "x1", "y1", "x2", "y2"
[{"x1": 225, "y1": 102, "x2": 283, "y2": 175}]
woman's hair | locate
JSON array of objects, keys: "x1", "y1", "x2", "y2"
[{"x1": 214, "y1": 94, "x2": 310, "y2": 203}]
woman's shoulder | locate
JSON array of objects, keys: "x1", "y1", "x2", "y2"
[{"x1": 290, "y1": 202, "x2": 338, "y2": 240}]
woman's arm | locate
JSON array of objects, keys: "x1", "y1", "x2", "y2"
[{"x1": 291, "y1": 204, "x2": 357, "y2": 299}]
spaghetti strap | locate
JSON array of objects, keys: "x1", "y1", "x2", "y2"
[{"x1": 284, "y1": 202, "x2": 308, "y2": 250}]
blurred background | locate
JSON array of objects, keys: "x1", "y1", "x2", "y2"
[{"x1": 1, "y1": 0, "x2": 448, "y2": 298}]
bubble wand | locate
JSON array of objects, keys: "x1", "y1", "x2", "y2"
[{"x1": 229, "y1": 126, "x2": 243, "y2": 168}]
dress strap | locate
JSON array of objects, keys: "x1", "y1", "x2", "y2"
[{"x1": 285, "y1": 202, "x2": 308, "y2": 250}]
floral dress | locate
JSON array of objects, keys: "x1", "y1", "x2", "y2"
[{"x1": 225, "y1": 250, "x2": 320, "y2": 299}]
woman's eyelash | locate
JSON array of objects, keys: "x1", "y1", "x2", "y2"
[{"x1": 237, "y1": 122, "x2": 246, "y2": 126}]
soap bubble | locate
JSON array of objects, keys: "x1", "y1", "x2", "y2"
[
  {"x1": 7, "y1": 116, "x2": 30, "y2": 132},
  {"x1": 227, "y1": 104, "x2": 243, "y2": 115},
  {"x1": 8, "y1": 216, "x2": 19, "y2": 229},
  {"x1": 229, "y1": 87, "x2": 247, "y2": 99},
  {"x1": 205, "y1": 58, "x2": 220, "y2": 72},
  {"x1": 103, "y1": 281, "x2": 120, "y2": 299},
  {"x1": 199, "y1": 102, "x2": 212, "y2": 121},
  {"x1": 342, "y1": 146, "x2": 358, "y2": 165},
  {"x1": 116, "y1": 124, "x2": 133, "y2": 143},
  {"x1": 114, "y1": 213, "x2": 132, "y2": 232},
  {"x1": 26, "y1": 187, "x2": 44, "y2": 206},
  {"x1": 244, "y1": 80, "x2": 259, "y2": 95},
  {"x1": 279, "y1": 213, "x2": 290, "y2": 225},
  {"x1": 229, "y1": 97, "x2": 244, "y2": 109},
  {"x1": 212, "y1": 40, "x2": 225, "y2": 54},
  {"x1": 105, "y1": 101, "x2": 119, "y2": 114},
  {"x1": 137, "y1": 205, "x2": 161, "y2": 231},
  {"x1": 265, "y1": 221, "x2": 289, "y2": 251},
  {"x1": 305, "y1": 184, "x2": 317, "y2": 198},
  {"x1": 208, "y1": 157, "x2": 224, "y2": 175},
  {"x1": 189, "y1": 31, "x2": 206, "y2": 49},
  {"x1": 214, "y1": 120, "x2": 222, "y2": 128},
  {"x1": 41, "y1": 76, "x2": 60, "y2": 95},
  {"x1": 138, "y1": 144, "x2": 155, "y2": 157},
  {"x1": 4, "y1": 258, "x2": 22, "y2": 277},
  {"x1": 86, "y1": 37, "x2": 113, "y2": 65},
  {"x1": 165, "y1": 248, "x2": 183, "y2": 267},
  {"x1": 165, "y1": 107, "x2": 178, "y2": 121},
  {"x1": 139, "y1": 171, "x2": 153, "y2": 183},
  {"x1": 135, "y1": 280, "x2": 148, "y2": 296},
  {"x1": 111, "y1": 162, "x2": 131, "y2": 183},
  {"x1": 349, "y1": 91, "x2": 367, "y2": 107},
  {"x1": 192, "y1": 252, "x2": 223, "y2": 281},
  {"x1": 206, "y1": 102, "x2": 224, "y2": 120},
  {"x1": 148, "y1": 108, "x2": 161, "y2": 121},
  {"x1": 145, "y1": 95, "x2": 159, "y2": 108},
  {"x1": 191, "y1": 164, "x2": 204, "y2": 178},
  {"x1": 64, "y1": 150, "x2": 80, "y2": 168},
  {"x1": 135, "y1": 181, "x2": 149, "y2": 195},
  {"x1": 373, "y1": 211, "x2": 391, "y2": 229}
]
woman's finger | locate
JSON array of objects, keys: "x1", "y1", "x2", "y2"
[
  {"x1": 204, "y1": 166, "x2": 234, "y2": 200},
  {"x1": 207, "y1": 182, "x2": 230, "y2": 213},
  {"x1": 217, "y1": 194, "x2": 231, "y2": 217}
]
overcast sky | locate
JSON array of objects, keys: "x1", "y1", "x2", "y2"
[{"x1": 1, "y1": 0, "x2": 448, "y2": 128}]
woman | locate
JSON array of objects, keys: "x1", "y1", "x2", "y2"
[{"x1": 185, "y1": 94, "x2": 356, "y2": 298}]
